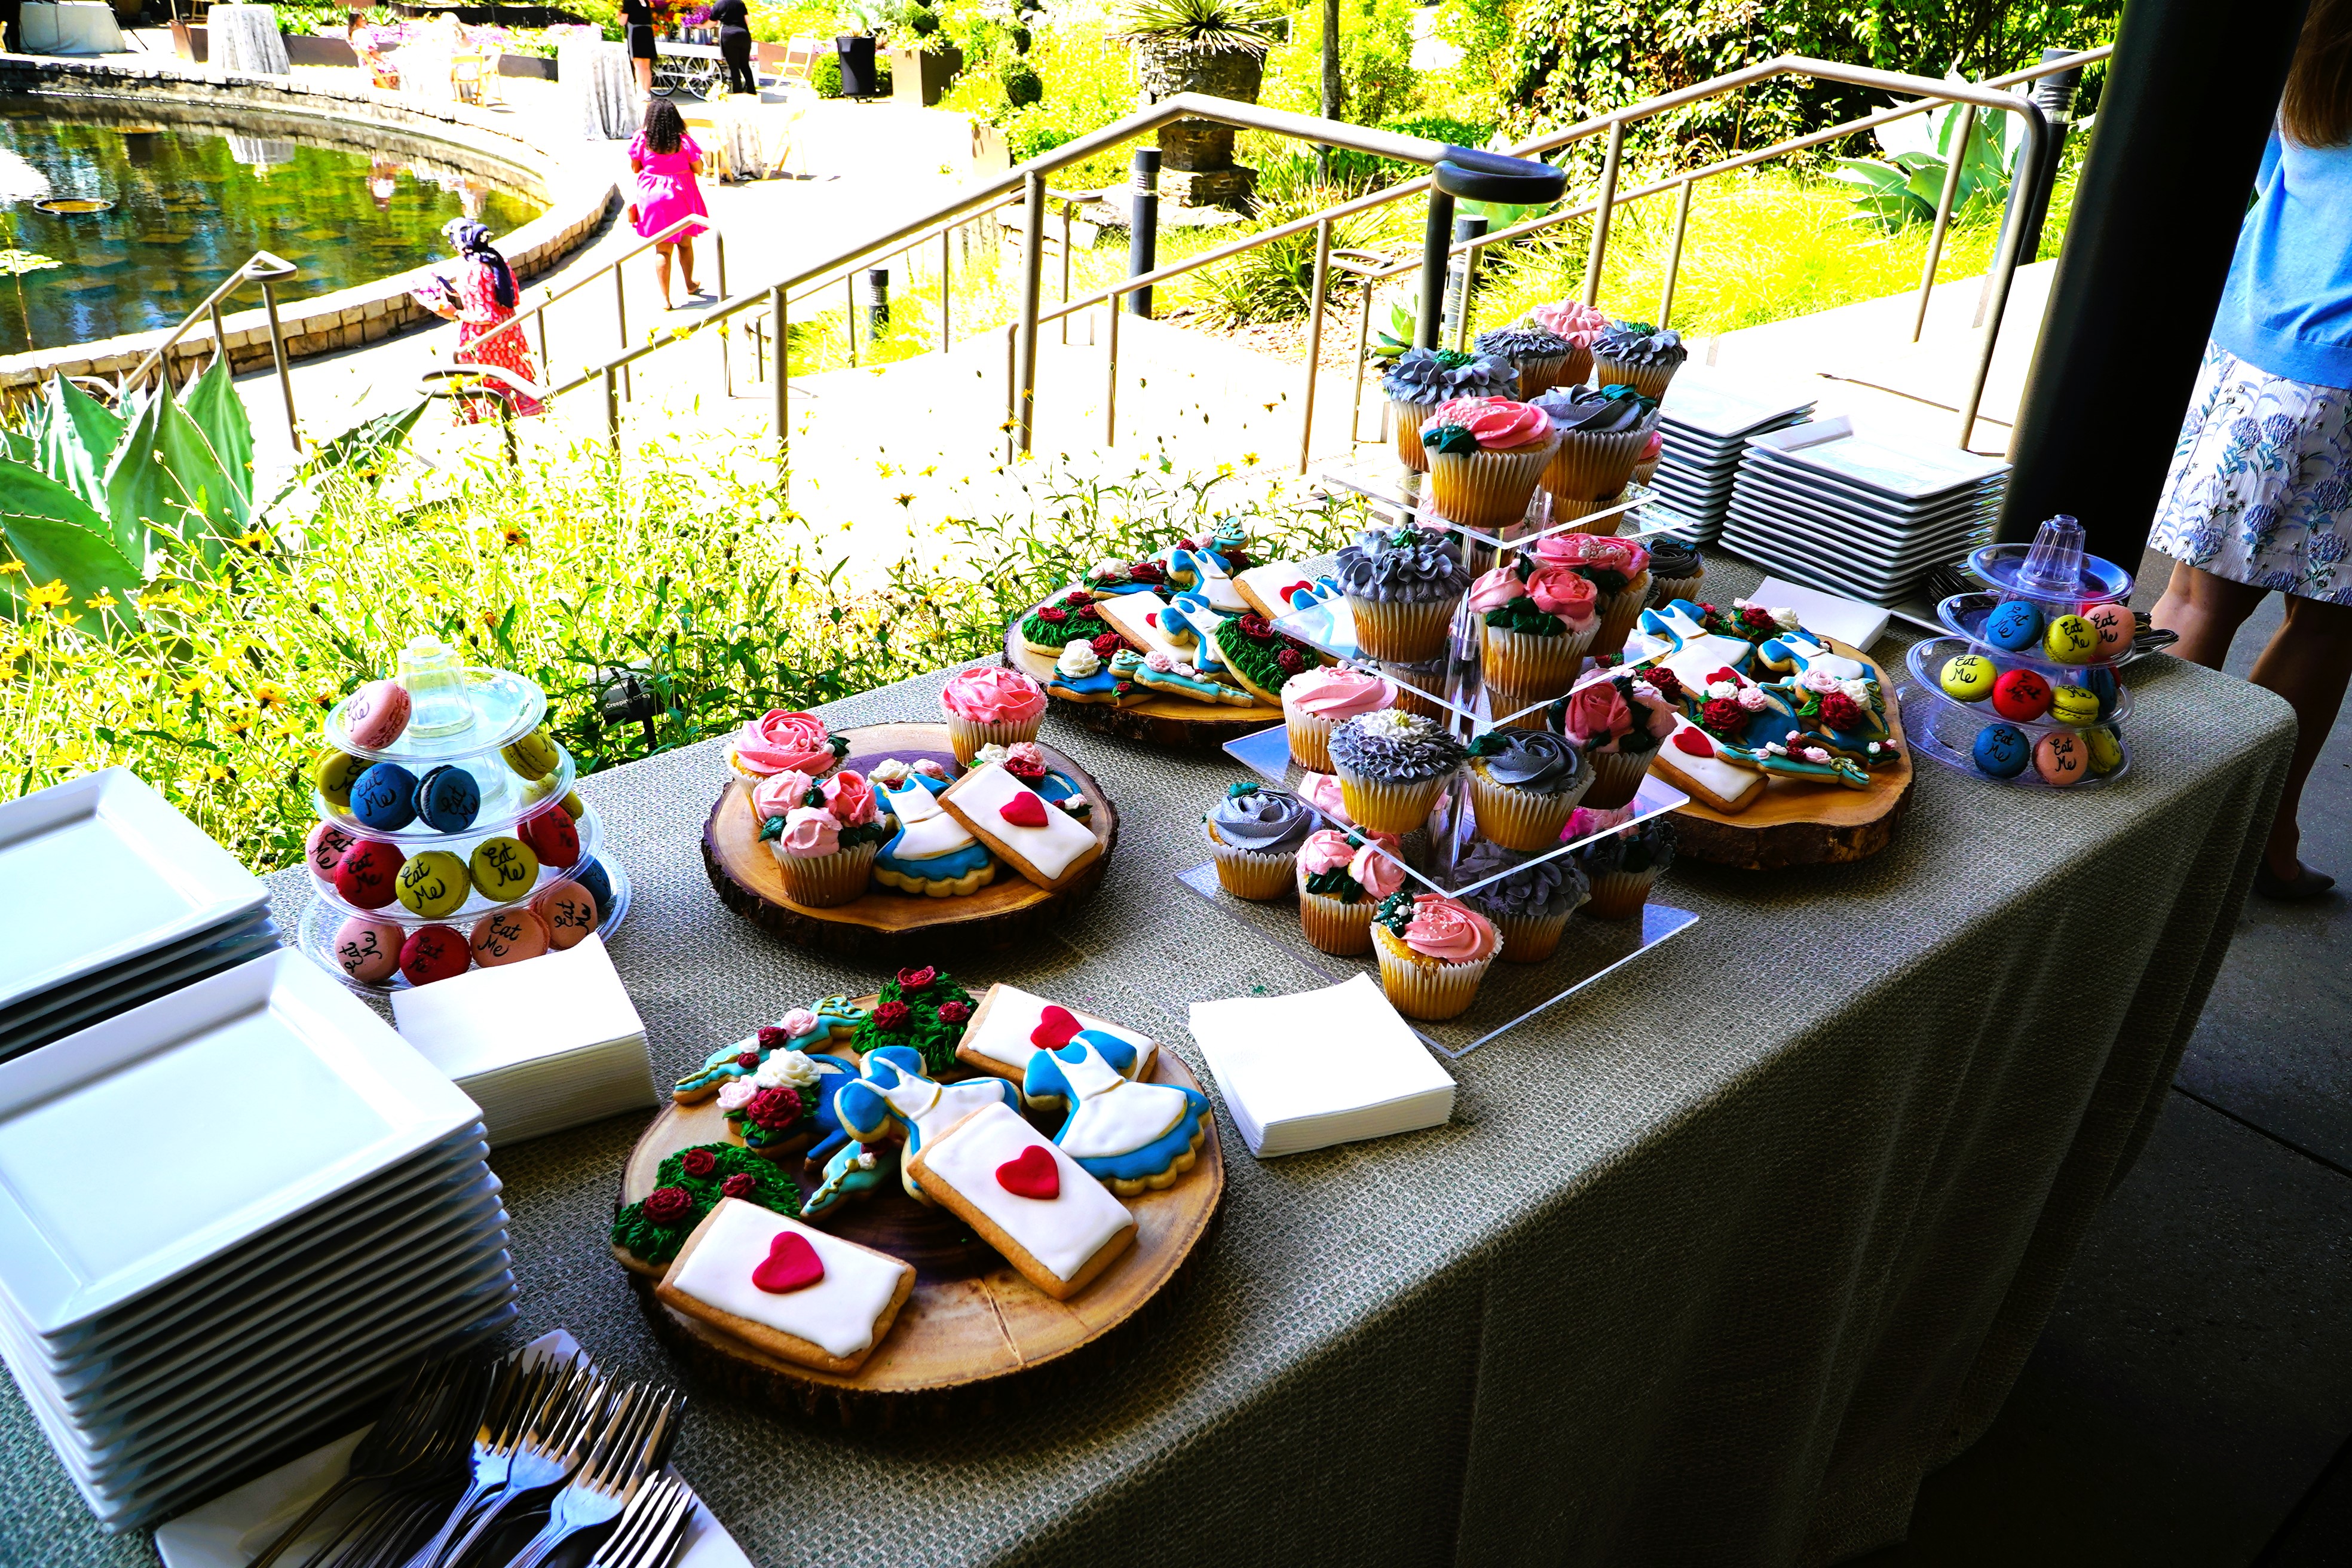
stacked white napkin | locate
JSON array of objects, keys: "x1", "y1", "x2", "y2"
[
  {"x1": 390, "y1": 935, "x2": 656, "y2": 1146},
  {"x1": 1187, "y1": 974, "x2": 1454, "y2": 1157}
]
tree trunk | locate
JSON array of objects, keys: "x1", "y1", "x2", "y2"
[{"x1": 1318, "y1": 0, "x2": 1342, "y2": 179}]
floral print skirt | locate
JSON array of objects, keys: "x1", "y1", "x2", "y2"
[{"x1": 2150, "y1": 339, "x2": 2352, "y2": 602}]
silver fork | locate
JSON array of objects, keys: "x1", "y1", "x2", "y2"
[
  {"x1": 247, "y1": 1357, "x2": 479, "y2": 1568},
  {"x1": 495, "y1": 1384, "x2": 687, "y2": 1568},
  {"x1": 586, "y1": 1474, "x2": 697, "y2": 1568},
  {"x1": 433, "y1": 1369, "x2": 611, "y2": 1568},
  {"x1": 397, "y1": 1350, "x2": 576, "y2": 1568}
]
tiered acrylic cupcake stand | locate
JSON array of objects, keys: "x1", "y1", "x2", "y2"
[
  {"x1": 1178, "y1": 452, "x2": 1703, "y2": 1059},
  {"x1": 298, "y1": 639, "x2": 632, "y2": 993},
  {"x1": 1898, "y1": 516, "x2": 2135, "y2": 791}
]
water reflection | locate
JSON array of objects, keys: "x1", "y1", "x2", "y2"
[{"x1": 0, "y1": 106, "x2": 543, "y2": 351}]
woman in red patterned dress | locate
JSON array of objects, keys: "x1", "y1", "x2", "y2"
[{"x1": 414, "y1": 218, "x2": 544, "y2": 423}]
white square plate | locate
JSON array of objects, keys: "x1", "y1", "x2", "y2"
[
  {"x1": 1655, "y1": 371, "x2": 1817, "y2": 437},
  {"x1": 0, "y1": 951, "x2": 480, "y2": 1336},
  {"x1": 1746, "y1": 418, "x2": 2007, "y2": 501},
  {"x1": 1741, "y1": 447, "x2": 2004, "y2": 517},
  {"x1": 0, "y1": 923, "x2": 284, "y2": 1061},
  {"x1": 0, "y1": 771, "x2": 267, "y2": 1014},
  {"x1": 1734, "y1": 465, "x2": 2000, "y2": 533}
]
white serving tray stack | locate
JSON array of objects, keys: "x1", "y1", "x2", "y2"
[
  {"x1": 0, "y1": 770, "x2": 281, "y2": 1062},
  {"x1": 1650, "y1": 370, "x2": 1818, "y2": 540},
  {"x1": 0, "y1": 951, "x2": 516, "y2": 1531},
  {"x1": 1720, "y1": 417, "x2": 2008, "y2": 602}
]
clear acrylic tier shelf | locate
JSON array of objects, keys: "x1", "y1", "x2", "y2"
[
  {"x1": 304, "y1": 801, "x2": 612, "y2": 926},
  {"x1": 323, "y1": 666, "x2": 549, "y2": 764},
  {"x1": 298, "y1": 853, "x2": 633, "y2": 996},
  {"x1": 311, "y1": 752, "x2": 578, "y2": 852}
]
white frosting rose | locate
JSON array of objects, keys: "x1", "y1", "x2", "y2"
[
  {"x1": 1057, "y1": 641, "x2": 1101, "y2": 678},
  {"x1": 754, "y1": 1049, "x2": 822, "y2": 1090}
]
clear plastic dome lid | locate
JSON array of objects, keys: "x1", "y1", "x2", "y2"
[
  {"x1": 397, "y1": 636, "x2": 474, "y2": 739},
  {"x1": 2016, "y1": 514, "x2": 2088, "y2": 596}
]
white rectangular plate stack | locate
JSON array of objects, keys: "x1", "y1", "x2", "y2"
[
  {"x1": 0, "y1": 770, "x2": 281, "y2": 1063},
  {"x1": 1720, "y1": 417, "x2": 2008, "y2": 602},
  {"x1": 0, "y1": 951, "x2": 515, "y2": 1531},
  {"x1": 390, "y1": 934, "x2": 657, "y2": 1147},
  {"x1": 1650, "y1": 369, "x2": 1818, "y2": 541}
]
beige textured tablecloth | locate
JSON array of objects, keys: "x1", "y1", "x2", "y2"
[{"x1": 0, "y1": 555, "x2": 2295, "y2": 1566}]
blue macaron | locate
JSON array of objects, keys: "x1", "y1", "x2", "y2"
[
  {"x1": 413, "y1": 765, "x2": 482, "y2": 833},
  {"x1": 1971, "y1": 722, "x2": 2031, "y2": 779},
  {"x1": 571, "y1": 857, "x2": 613, "y2": 921},
  {"x1": 348, "y1": 762, "x2": 419, "y2": 832},
  {"x1": 1983, "y1": 598, "x2": 2044, "y2": 653}
]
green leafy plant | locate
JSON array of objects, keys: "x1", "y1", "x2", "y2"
[
  {"x1": 1110, "y1": 0, "x2": 1282, "y2": 53},
  {"x1": 1830, "y1": 90, "x2": 2019, "y2": 230},
  {"x1": 1368, "y1": 296, "x2": 1415, "y2": 362},
  {"x1": 1003, "y1": 57, "x2": 1043, "y2": 107}
]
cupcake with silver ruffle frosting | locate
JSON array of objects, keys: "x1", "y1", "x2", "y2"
[
  {"x1": 1380, "y1": 347, "x2": 1516, "y2": 473},
  {"x1": 1202, "y1": 781, "x2": 1315, "y2": 900},
  {"x1": 1335, "y1": 527, "x2": 1471, "y2": 663},
  {"x1": 1456, "y1": 840, "x2": 1590, "y2": 962},
  {"x1": 1328, "y1": 708, "x2": 1468, "y2": 834}
]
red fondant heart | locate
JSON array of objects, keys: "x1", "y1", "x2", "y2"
[
  {"x1": 1279, "y1": 579, "x2": 1310, "y2": 602},
  {"x1": 998, "y1": 791, "x2": 1049, "y2": 828},
  {"x1": 1672, "y1": 727, "x2": 1715, "y2": 757},
  {"x1": 751, "y1": 1231, "x2": 825, "y2": 1293},
  {"x1": 1031, "y1": 1004, "x2": 1082, "y2": 1050},
  {"x1": 995, "y1": 1144, "x2": 1060, "y2": 1200},
  {"x1": 1144, "y1": 611, "x2": 1159, "y2": 627}
]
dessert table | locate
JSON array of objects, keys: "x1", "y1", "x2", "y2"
[
  {"x1": 18, "y1": 1, "x2": 123, "y2": 56},
  {"x1": 0, "y1": 555, "x2": 2295, "y2": 1567}
]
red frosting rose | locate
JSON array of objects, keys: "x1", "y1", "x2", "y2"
[
  {"x1": 1038, "y1": 605, "x2": 1068, "y2": 624},
  {"x1": 755, "y1": 1026, "x2": 786, "y2": 1052},
  {"x1": 937, "y1": 999, "x2": 971, "y2": 1025},
  {"x1": 1648, "y1": 669, "x2": 1685, "y2": 702},
  {"x1": 1819, "y1": 691, "x2": 1866, "y2": 730},
  {"x1": 1701, "y1": 697, "x2": 1746, "y2": 734},
  {"x1": 745, "y1": 1086, "x2": 802, "y2": 1129},
  {"x1": 720, "y1": 1172, "x2": 757, "y2": 1199},
  {"x1": 1275, "y1": 647, "x2": 1306, "y2": 674},
  {"x1": 735, "y1": 1049, "x2": 761, "y2": 1070},
  {"x1": 681, "y1": 1148, "x2": 717, "y2": 1178},
  {"x1": 1090, "y1": 632, "x2": 1125, "y2": 657},
  {"x1": 872, "y1": 1000, "x2": 910, "y2": 1031},
  {"x1": 644, "y1": 1186, "x2": 692, "y2": 1224},
  {"x1": 1237, "y1": 613, "x2": 1272, "y2": 641},
  {"x1": 896, "y1": 965, "x2": 936, "y2": 990},
  {"x1": 1129, "y1": 559, "x2": 1165, "y2": 584}
]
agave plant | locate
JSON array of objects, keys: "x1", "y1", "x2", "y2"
[
  {"x1": 0, "y1": 362, "x2": 425, "y2": 636},
  {"x1": 1830, "y1": 84, "x2": 2020, "y2": 231},
  {"x1": 1111, "y1": 0, "x2": 1283, "y2": 53}
]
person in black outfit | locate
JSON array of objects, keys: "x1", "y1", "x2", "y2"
[
  {"x1": 623, "y1": 0, "x2": 656, "y2": 96},
  {"x1": 710, "y1": 0, "x2": 756, "y2": 96}
]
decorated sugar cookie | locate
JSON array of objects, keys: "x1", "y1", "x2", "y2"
[
  {"x1": 1627, "y1": 599, "x2": 1764, "y2": 694},
  {"x1": 1047, "y1": 636, "x2": 1126, "y2": 705},
  {"x1": 904, "y1": 1101, "x2": 1137, "y2": 1300},
  {"x1": 1095, "y1": 591, "x2": 1194, "y2": 666},
  {"x1": 939, "y1": 763, "x2": 1104, "y2": 892},
  {"x1": 610, "y1": 1143, "x2": 802, "y2": 1269},
  {"x1": 1649, "y1": 715, "x2": 1765, "y2": 813},
  {"x1": 1160, "y1": 541, "x2": 1250, "y2": 613},
  {"x1": 971, "y1": 742, "x2": 1093, "y2": 821},
  {"x1": 717, "y1": 1046, "x2": 862, "y2": 1163},
  {"x1": 656, "y1": 1199, "x2": 916, "y2": 1373},
  {"x1": 873, "y1": 770, "x2": 997, "y2": 898},
  {"x1": 1118, "y1": 648, "x2": 1261, "y2": 706},
  {"x1": 1754, "y1": 627, "x2": 1868, "y2": 683},
  {"x1": 1023, "y1": 1038, "x2": 1211, "y2": 1196},
  {"x1": 671, "y1": 1001, "x2": 864, "y2": 1102},
  {"x1": 832, "y1": 1045, "x2": 1023, "y2": 1205},
  {"x1": 955, "y1": 983, "x2": 1156, "y2": 1088},
  {"x1": 804, "y1": 1141, "x2": 901, "y2": 1222}
]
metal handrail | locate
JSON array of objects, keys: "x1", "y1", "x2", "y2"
[
  {"x1": 117, "y1": 249, "x2": 301, "y2": 450},
  {"x1": 543, "y1": 50, "x2": 2104, "y2": 471}
]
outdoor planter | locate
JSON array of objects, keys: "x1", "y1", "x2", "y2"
[
  {"x1": 1133, "y1": 38, "x2": 1263, "y2": 209},
  {"x1": 835, "y1": 32, "x2": 879, "y2": 97},
  {"x1": 887, "y1": 40, "x2": 961, "y2": 108}
]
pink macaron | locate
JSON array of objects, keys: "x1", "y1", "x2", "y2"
[
  {"x1": 345, "y1": 679, "x2": 412, "y2": 749},
  {"x1": 331, "y1": 916, "x2": 403, "y2": 984}
]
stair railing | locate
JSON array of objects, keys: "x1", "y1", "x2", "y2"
[{"x1": 117, "y1": 249, "x2": 301, "y2": 450}]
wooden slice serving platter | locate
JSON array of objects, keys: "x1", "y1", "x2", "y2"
[
  {"x1": 1662, "y1": 638, "x2": 1916, "y2": 870},
  {"x1": 702, "y1": 723, "x2": 1119, "y2": 963},
  {"x1": 614, "y1": 1009, "x2": 1224, "y2": 1428},
  {"x1": 1002, "y1": 627, "x2": 1279, "y2": 751}
]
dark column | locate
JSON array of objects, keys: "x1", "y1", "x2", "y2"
[
  {"x1": 1126, "y1": 148, "x2": 1159, "y2": 318},
  {"x1": 1998, "y1": 0, "x2": 2310, "y2": 560}
]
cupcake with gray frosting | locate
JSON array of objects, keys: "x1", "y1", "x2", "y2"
[
  {"x1": 1202, "y1": 781, "x2": 1315, "y2": 900},
  {"x1": 1532, "y1": 383, "x2": 1658, "y2": 517},
  {"x1": 1474, "y1": 324, "x2": 1576, "y2": 397},
  {"x1": 1643, "y1": 534, "x2": 1705, "y2": 606},
  {"x1": 1328, "y1": 709, "x2": 1468, "y2": 834},
  {"x1": 1456, "y1": 840, "x2": 1591, "y2": 963},
  {"x1": 1380, "y1": 347, "x2": 1515, "y2": 473},
  {"x1": 1591, "y1": 321, "x2": 1689, "y2": 399},
  {"x1": 1568, "y1": 805, "x2": 1676, "y2": 920},
  {"x1": 1336, "y1": 527, "x2": 1471, "y2": 664},
  {"x1": 1464, "y1": 728, "x2": 1591, "y2": 850}
]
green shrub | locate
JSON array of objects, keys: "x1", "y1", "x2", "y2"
[
  {"x1": 1177, "y1": 173, "x2": 1418, "y2": 326},
  {"x1": 1003, "y1": 57, "x2": 1043, "y2": 106},
  {"x1": 811, "y1": 47, "x2": 892, "y2": 96}
]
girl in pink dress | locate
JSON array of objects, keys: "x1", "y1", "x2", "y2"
[
  {"x1": 412, "y1": 219, "x2": 544, "y2": 424},
  {"x1": 629, "y1": 99, "x2": 710, "y2": 309}
]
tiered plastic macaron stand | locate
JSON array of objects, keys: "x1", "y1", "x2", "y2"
[
  {"x1": 1181, "y1": 458, "x2": 1704, "y2": 1059},
  {"x1": 1898, "y1": 516, "x2": 2135, "y2": 791},
  {"x1": 298, "y1": 642, "x2": 632, "y2": 993}
]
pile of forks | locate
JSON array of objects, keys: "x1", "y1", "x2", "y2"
[{"x1": 247, "y1": 1350, "x2": 694, "y2": 1568}]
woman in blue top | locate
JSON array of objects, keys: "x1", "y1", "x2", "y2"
[{"x1": 2149, "y1": 1, "x2": 2352, "y2": 899}]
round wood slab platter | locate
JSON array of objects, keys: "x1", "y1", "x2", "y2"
[
  {"x1": 615, "y1": 1014, "x2": 1224, "y2": 1428},
  {"x1": 1664, "y1": 638, "x2": 1917, "y2": 870},
  {"x1": 1002, "y1": 626, "x2": 1279, "y2": 750},
  {"x1": 702, "y1": 723, "x2": 1119, "y2": 963}
]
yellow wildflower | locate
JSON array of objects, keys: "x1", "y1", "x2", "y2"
[
  {"x1": 253, "y1": 681, "x2": 286, "y2": 709},
  {"x1": 85, "y1": 591, "x2": 117, "y2": 611},
  {"x1": 24, "y1": 579, "x2": 71, "y2": 611},
  {"x1": 0, "y1": 558, "x2": 23, "y2": 574}
]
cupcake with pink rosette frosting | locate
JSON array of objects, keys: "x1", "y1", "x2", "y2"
[
  {"x1": 1633, "y1": 425, "x2": 1665, "y2": 486},
  {"x1": 941, "y1": 666, "x2": 1047, "y2": 765},
  {"x1": 1418, "y1": 396, "x2": 1560, "y2": 530},
  {"x1": 1470, "y1": 556, "x2": 1600, "y2": 702},
  {"x1": 1525, "y1": 300, "x2": 1610, "y2": 385},
  {"x1": 760, "y1": 768, "x2": 892, "y2": 907},
  {"x1": 1280, "y1": 663, "x2": 1396, "y2": 773},
  {"x1": 727, "y1": 709, "x2": 847, "y2": 786},
  {"x1": 1567, "y1": 804, "x2": 1676, "y2": 920},
  {"x1": 1550, "y1": 672, "x2": 1677, "y2": 808},
  {"x1": 1369, "y1": 892, "x2": 1500, "y2": 1020},
  {"x1": 1294, "y1": 826, "x2": 1405, "y2": 956},
  {"x1": 1532, "y1": 532, "x2": 1653, "y2": 655}
]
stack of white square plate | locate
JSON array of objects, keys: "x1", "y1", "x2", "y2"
[
  {"x1": 0, "y1": 950, "x2": 515, "y2": 1531},
  {"x1": 0, "y1": 770, "x2": 281, "y2": 1063},
  {"x1": 1720, "y1": 417, "x2": 2008, "y2": 603},
  {"x1": 1650, "y1": 370, "x2": 1818, "y2": 541}
]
